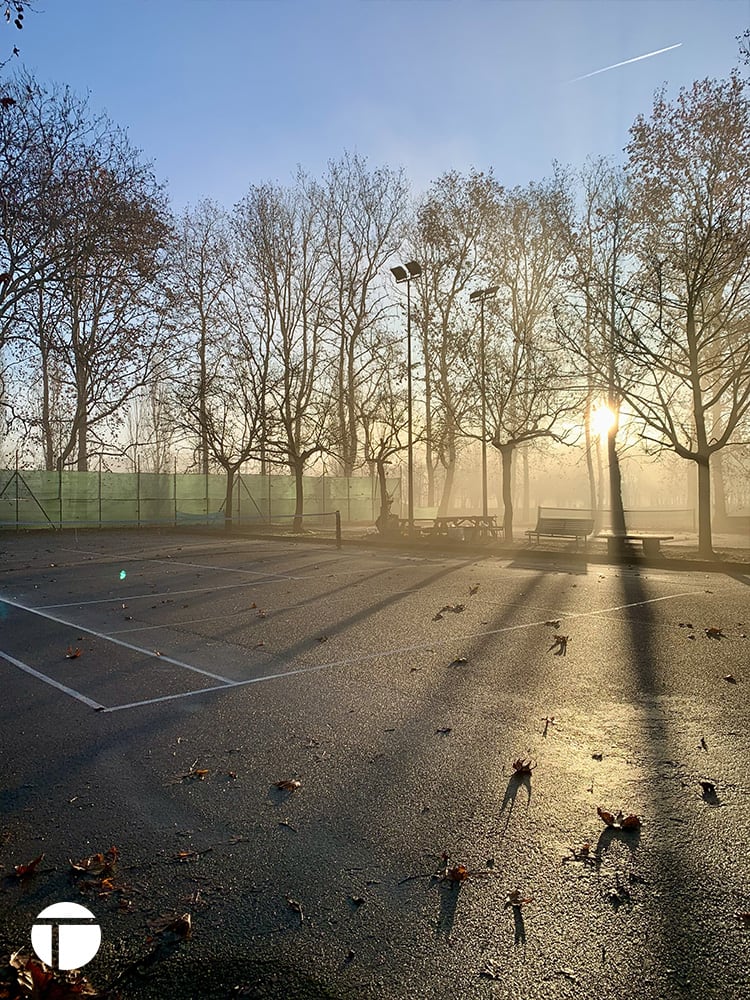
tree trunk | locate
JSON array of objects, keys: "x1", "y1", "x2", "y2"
[
  {"x1": 293, "y1": 459, "x2": 304, "y2": 532},
  {"x1": 77, "y1": 416, "x2": 88, "y2": 472},
  {"x1": 584, "y1": 398, "x2": 598, "y2": 530},
  {"x1": 696, "y1": 453, "x2": 714, "y2": 558},
  {"x1": 500, "y1": 444, "x2": 514, "y2": 542},
  {"x1": 712, "y1": 446, "x2": 727, "y2": 532},
  {"x1": 607, "y1": 426, "x2": 626, "y2": 537},
  {"x1": 223, "y1": 466, "x2": 235, "y2": 531},
  {"x1": 438, "y1": 454, "x2": 455, "y2": 516},
  {"x1": 521, "y1": 446, "x2": 530, "y2": 525}
]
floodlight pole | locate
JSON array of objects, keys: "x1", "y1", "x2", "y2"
[
  {"x1": 390, "y1": 261, "x2": 422, "y2": 537},
  {"x1": 470, "y1": 286, "x2": 499, "y2": 521}
]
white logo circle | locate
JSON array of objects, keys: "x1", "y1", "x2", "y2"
[{"x1": 31, "y1": 902, "x2": 101, "y2": 970}]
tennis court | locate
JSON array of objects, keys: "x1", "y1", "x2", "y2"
[{"x1": 1, "y1": 529, "x2": 748, "y2": 999}]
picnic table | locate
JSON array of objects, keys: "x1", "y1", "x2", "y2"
[{"x1": 400, "y1": 515, "x2": 500, "y2": 540}]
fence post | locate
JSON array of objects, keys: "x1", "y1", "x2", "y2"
[
  {"x1": 205, "y1": 468, "x2": 209, "y2": 526},
  {"x1": 335, "y1": 509, "x2": 341, "y2": 549},
  {"x1": 237, "y1": 468, "x2": 241, "y2": 527},
  {"x1": 173, "y1": 458, "x2": 178, "y2": 527},
  {"x1": 98, "y1": 456, "x2": 102, "y2": 529},
  {"x1": 268, "y1": 471, "x2": 272, "y2": 522},
  {"x1": 322, "y1": 471, "x2": 326, "y2": 515},
  {"x1": 59, "y1": 465, "x2": 63, "y2": 529},
  {"x1": 136, "y1": 460, "x2": 141, "y2": 528},
  {"x1": 347, "y1": 477, "x2": 351, "y2": 524},
  {"x1": 14, "y1": 450, "x2": 18, "y2": 532}
]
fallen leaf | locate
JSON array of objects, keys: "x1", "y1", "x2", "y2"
[
  {"x1": 445, "y1": 864, "x2": 469, "y2": 883},
  {"x1": 505, "y1": 888, "x2": 533, "y2": 907},
  {"x1": 705, "y1": 627, "x2": 725, "y2": 639},
  {"x1": 70, "y1": 846, "x2": 119, "y2": 876},
  {"x1": 512, "y1": 757, "x2": 536, "y2": 775},
  {"x1": 544, "y1": 619, "x2": 561, "y2": 627},
  {"x1": 592, "y1": 752, "x2": 604, "y2": 761},
  {"x1": 618, "y1": 813, "x2": 642, "y2": 830},
  {"x1": 286, "y1": 896, "x2": 304, "y2": 922},
  {"x1": 450, "y1": 656, "x2": 468, "y2": 666},
  {"x1": 724, "y1": 674, "x2": 737, "y2": 684},
  {"x1": 274, "y1": 778, "x2": 301, "y2": 792},
  {"x1": 13, "y1": 853, "x2": 45, "y2": 879},
  {"x1": 468, "y1": 584, "x2": 480, "y2": 596},
  {"x1": 435, "y1": 727, "x2": 452, "y2": 735},
  {"x1": 699, "y1": 780, "x2": 716, "y2": 796},
  {"x1": 65, "y1": 646, "x2": 82, "y2": 659},
  {"x1": 597, "y1": 806, "x2": 617, "y2": 827},
  {"x1": 7, "y1": 951, "x2": 107, "y2": 998},
  {"x1": 736, "y1": 911, "x2": 750, "y2": 923}
]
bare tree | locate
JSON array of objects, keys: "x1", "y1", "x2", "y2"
[
  {"x1": 483, "y1": 181, "x2": 578, "y2": 541},
  {"x1": 234, "y1": 174, "x2": 333, "y2": 531},
  {"x1": 554, "y1": 159, "x2": 638, "y2": 536},
  {"x1": 164, "y1": 200, "x2": 234, "y2": 475},
  {"x1": 623, "y1": 73, "x2": 750, "y2": 557},
  {"x1": 410, "y1": 169, "x2": 503, "y2": 514},
  {"x1": 320, "y1": 153, "x2": 408, "y2": 475}
]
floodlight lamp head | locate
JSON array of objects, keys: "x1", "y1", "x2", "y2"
[
  {"x1": 405, "y1": 261, "x2": 422, "y2": 278},
  {"x1": 390, "y1": 265, "x2": 408, "y2": 282}
]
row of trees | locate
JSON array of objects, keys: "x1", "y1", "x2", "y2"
[{"x1": 1, "y1": 63, "x2": 749, "y2": 555}]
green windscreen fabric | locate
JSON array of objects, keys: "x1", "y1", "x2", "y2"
[{"x1": 0, "y1": 470, "x2": 402, "y2": 529}]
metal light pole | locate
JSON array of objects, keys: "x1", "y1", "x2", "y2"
[
  {"x1": 390, "y1": 261, "x2": 422, "y2": 535},
  {"x1": 470, "y1": 286, "x2": 498, "y2": 521}
]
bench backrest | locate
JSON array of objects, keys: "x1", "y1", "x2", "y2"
[{"x1": 535, "y1": 516, "x2": 594, "y2": 535}]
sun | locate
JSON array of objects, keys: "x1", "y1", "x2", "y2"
[{"x1": 591, "y1": 402, "x2": 617, "y2": 439}]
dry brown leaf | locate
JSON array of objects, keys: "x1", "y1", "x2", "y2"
[
  {"x1": 618, "y1": 813, "x2": 642, "y2": 830},
  {"x1": 505, "y1": 888, "x2": 533, "y2": 907},
  {"x1": 723, "y1": 674, "x2": 737, "y2": 684},
  {"x1": 705, "y1": 626, "x2": 725, "y2": 639},
  {"x1": 274, "y1": 778, "x2": 301, "y2": 792},
  {"x1": 65, "y1": 646, "x2": 82, "y2": 659},
  {"x1": 70, "y1": 846, "x2": 119, "y2": 876},
  {"x1": 8, "y1": 950, "x2": 106, "y2": 997},
  {"x1": 597, "y1": 806, "x2": 617, "y2": 827},
  {"x1": 445, "y1": 864, "x2": 469, "y2": 883},
  {"x1": 512, "y1": 758, "x2": 536, "y2": 775},
  {"x1": 13, "y1": 853, "x2": 45, "y2": 879}
]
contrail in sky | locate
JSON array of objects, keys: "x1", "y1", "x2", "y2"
[{"x1": 569, "y1": 42, "x2": 682, "y2": 83}]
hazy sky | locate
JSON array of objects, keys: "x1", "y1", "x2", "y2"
[{"x1": 10, "y1": 0, "x2": 750, "y2": 209}]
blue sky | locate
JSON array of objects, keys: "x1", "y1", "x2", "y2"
[{"x1": 9, "y1": 0, "x2": 750, "y2": 209}]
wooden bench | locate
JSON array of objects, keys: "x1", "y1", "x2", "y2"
[
  {"x1": 603, "y1": 534, "x2": 674, "y2": 557},
  {"x1": 526, "y1": 514, "x2": 594, "y2": 548}
]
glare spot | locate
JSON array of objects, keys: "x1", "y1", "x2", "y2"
[{"x1": 119, "y1": 570, "x2": 127, "y2": 580}]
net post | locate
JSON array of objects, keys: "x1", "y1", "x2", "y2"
[
  {"x1": 173, "y1": 457, "x2": 178, "y2": 527},
  {"x1": 137, "y1": 460, "x2": 141, "y2": 528},
  {"x1": 335, "y1": 509, "x2": 341, "y2": 549},
  {"x1": 98, "y1": 455, "x2": 102, "y2": 529}
]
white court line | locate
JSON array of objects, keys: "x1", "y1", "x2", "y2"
[
  {"x1": 2, "y1": 588, "x2": 700, "y2": 713},
  {"x1": 0, "y1": 596, "x2": 234, "y2": 684},
  {"x1": 38, "y1": 579, "x2": 277, "y2": 609},
  {"x1": 0, "y1": 651, "x2": 104, "y2": 710},
  {"x1": 101, "y1": 589, "x2": 700, "y2": 712}
]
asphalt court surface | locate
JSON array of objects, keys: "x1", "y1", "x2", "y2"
[
  {"x1": 0, "y1": 531, "x2": 747, "y2": 714},
  {"x1": 1, "y1": 531, "x2": 749, "y2": 999}
]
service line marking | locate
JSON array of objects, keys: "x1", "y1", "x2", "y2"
[
  {"x1": 0, "y1": 651, "x2": 104, "y2": 710},
  {"x1": 1, "y1": 588, "x2": 700, "y2": 713},
  {"x1": 0, "y1": 596, "x2": 234, "y2": 684}
]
